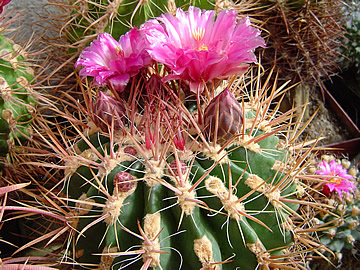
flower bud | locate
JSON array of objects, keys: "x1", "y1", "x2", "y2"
[
  {"x1": 92, "y1": 91, "x2": 126, "y2": 131},
  {"x1": 168, "y1": 160, "x2": 187, "y2": 177},
  {"x1": 114, "y1": 171, "x2": 135, "y2": 192},
  {"x1": 203, "y1": 88, "x2": 243, "y2": 145}
]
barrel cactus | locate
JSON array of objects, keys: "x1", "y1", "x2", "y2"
[
  {"x1": 0, "y1": 33, "x2": 36, "y2": 169},
  {"x1": 20, "y1": 6, "x2": 334, "y2": 269}
]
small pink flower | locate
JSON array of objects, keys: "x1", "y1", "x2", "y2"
[
  {"x1": 0, "y1": 0, "x2": 11, "y2": 14},
  {"x1": 316, "y1": 160, "x2": 357, "y2": 198},
  {"x1": 75, "y1": 28, "x2": 152, "y2": 92},
  {"x1": 143, "y1": 6, "x2": 265, "y2": 94}
]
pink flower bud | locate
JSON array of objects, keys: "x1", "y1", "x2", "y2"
[
  {"x1": 114, "y1": 171, "x2": 135, "y2": 192},
  {"x1": 169, "y1": 160, "x2": 187, "y2": 177},
  {"x1": 92, "y1": 91, "x2": 126, "y2": 131},
  {"x1": 124, "y1": 146, "x2": 137, "y2": 156},
  {"x1": 203, "y1": 88, "x2": 243, "y2": 144}
]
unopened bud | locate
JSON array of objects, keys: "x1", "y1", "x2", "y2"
[
  {"x1": 124, "y1": 146, "x2": 137, "y2": 157},
  {"x1": 93, "y1": 91, "x2": 126, "y2": 131},
  {"x1": 114, "y1": 171, "x2": 135, "y2": 192},
  {"x1": 203, "y1": 88, "x2": 242, "y2": 145},
  {"x1": 168, "y1": 160, "x2": 187, "y2": 177},
  {"x1": 327, "y1": 228, "x2": 336, "y2": 238}
]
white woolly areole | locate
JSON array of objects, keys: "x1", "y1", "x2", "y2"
[
  {"x1": 0, "y1": 77, "x2": 10, "y2": 101},
  {"x1": 244, "y1": 118, "x2": 272, "y2": 133},
  {"x1": 65, "y1": 148, "x2": 99, "y2": 179},
  {"x1": 97, "y1": 157, "x2": 125, "y2": 180},
  {"x1": 202, "y1": 144, "x2": 229, "y2": 164},
  {"x1": 247, "y1": 240, "x2": 270, "y2": 267},
  {"x1": 103, "y1": 181, "x2": 137, "y2": 225},
  {"x1": 176, "y1": 181, "x2": 197, "y2": 216},
  {"x1": 145, "y1": 159, "x2": 165, "y2": 187},
  {"x1": 194, "y1": 235, "x2": 220, "y2": 270},
  {"x1": 205, "y1": 176, "x2": 245, "y2": 221},
  {"x1": 234, "y1": 134, "x2": 261, "y2": 152},
  {"x1": 245, "y1": 174, "x2": 281, "y2": 209},
  {"x1": 98, "y1": 247, "x2": 118, "y2": 270},
  {"x1": 142, "y1": 213, "x2": 161, "y2": 268},
  {"x1": 272, "y1": 159, "x2": 297, "y2": 178}
]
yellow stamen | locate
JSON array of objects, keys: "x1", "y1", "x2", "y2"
[
  {"x1": 327, "y1": 172, "x2": 342, "y2": 185},
  {"x1": 116, "y1": 46, "x2": 124, "y2": 57},
  {"x1": 192, "y1": 27, "x2": 205, "y2": 42},
  {"x1": 192, "y1": 27, "x2": 208, "y2": 51}
]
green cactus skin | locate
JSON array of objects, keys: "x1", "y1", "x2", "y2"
[
  {"x1": 60, "y1": 82, "x2": 307, "y2": 269},
  {"x1": 0, "y1": 34, "x2": 35, "y2": 168}
]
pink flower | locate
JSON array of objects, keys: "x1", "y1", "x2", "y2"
[
  {"x1": 316, "y1": 160, "x2": 357, "y2": 198},
  {"x1": 0, "y1": 0, "x2": 11, "y2": 13},
  {"x1": 143, "y1": 6, "x2": 265, "y2": 94},
  {"x1": 75, "y1": 28, "x2": 152, "y2": 92}
]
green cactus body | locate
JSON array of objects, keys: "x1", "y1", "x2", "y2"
[
  {"x1": 0, "y1": 34, "x2": 35, "y2": 167},
  {"x1": 63, "y1": 90, "x2": 302, "y2": 269}
]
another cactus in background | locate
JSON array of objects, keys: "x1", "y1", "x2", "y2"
[
  {"x1": 0, "y1": 5, "x2": 37, "y2": 171},
  {"x1": 253, "y1": 0, "x2": 345, "y2": 90},
  {"x1": 16, "y1": 6, "x2": 337, "y2": 269},
  {"x1": 304, "y1": 155, "x2": 360, "y2": 268},
  {"x1": 0, "y1": 35, "x2": 36, "y2": 168}
]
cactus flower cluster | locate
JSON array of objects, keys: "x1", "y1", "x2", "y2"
[{"x1": 76, "y1": 6, "x2": 265, "y2": 94}]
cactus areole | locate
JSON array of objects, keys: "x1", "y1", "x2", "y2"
[{"x1": 63, "y1": 5, "x2": 308, "y2": 270}]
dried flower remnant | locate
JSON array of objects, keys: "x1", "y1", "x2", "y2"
[
  {"x1": 75, "y1": 29, "x2": 152, "y2": 92},
  {"x1": 316, "y1": 160, "x2": 357, "y2": 198},
  {"x1": 143, "y1": 6, "x2": 265, "y2": 94}
]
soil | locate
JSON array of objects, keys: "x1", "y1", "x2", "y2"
[{"x1": 304, "y1": 89, "x2": 354, "y2": 145}]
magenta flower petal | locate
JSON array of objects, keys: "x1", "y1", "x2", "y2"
[
  {"x1": 315, "y1": 160, "x2": 357, "y2": 198},
  {"x1": 143, "y1": 6, "x2": 265, "y2": 94},
  {"x1": 76, "y1": 29, "x2": 152, "y2": 92}
]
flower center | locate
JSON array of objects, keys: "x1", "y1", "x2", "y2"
[
  {"x1": 192, "y1": 27, "x2": 208, "y2": 51},
  {"x1": 116, "y1": 46, "x2": 124, "y2": 58},
  {"x1": 328, "y1": 171, "x2": 342, "y2": 185}
]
